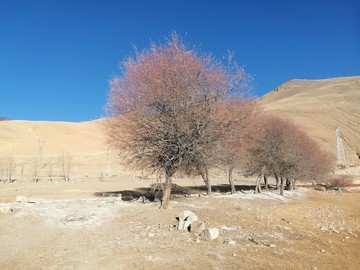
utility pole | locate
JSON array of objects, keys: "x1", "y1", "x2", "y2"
[{"x1": 336, "y1": 126, "x2": 347, "y2": 165}]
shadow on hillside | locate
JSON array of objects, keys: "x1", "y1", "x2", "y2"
[{"x1": 94, "y1": 183, "x2": 256, "y2": 202}]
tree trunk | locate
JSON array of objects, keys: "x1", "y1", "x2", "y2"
[
  {"x1": 285, "y1": 179, "x2": 292, "y2": 190},
  {"x1": 161, "y1": 171, "x2": 173, "y2": 209},
  {"x1": 228, "y1": 167, "x2": 236, "y2": 194},
  {"x1": 264, "y1": 175, "x2": 269, "y2": 191},
  {"x1": 199, "y1": 166, "x2": 212, "y2": 195},
  {"x1": 292, "y1": 179, "x2": 296, "y2": 190},
  {"x1": 280, "y1": 177, "x2": 284, "y2": 196},
  {"x1": 255, "y1": 174, "x2": 262, "y2": 193},
  {"x1": 274, "y1": 173, "x2": 279, "y2": 190},
  {"x1": 205, "y1": 167, "x2": 212, "y2": 195}
]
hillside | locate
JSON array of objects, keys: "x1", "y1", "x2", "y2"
[
  {"x1": 0, "y1": 119, "x2": 121, "y2": 182},
  {"x1": 259, "y1": 76, "x2": 360, "y2": 165},
  {"x1": 0, "y1": 120, "x2": 107, "y2": 156}
]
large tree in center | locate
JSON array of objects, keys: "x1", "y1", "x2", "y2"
[{"x1": 106, "y1": 34, "x2": 249, "y2": 208}]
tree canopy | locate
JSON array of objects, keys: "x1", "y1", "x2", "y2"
[{"x1": 106, "y1": 33, "x2": 251, "y2": 208}]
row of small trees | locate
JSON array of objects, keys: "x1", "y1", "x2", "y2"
[
  {"x1": 106, "y1": 33, "x2": 332, "y2": 208},
  {"x1": 0, "y1": 154, "x2": 72, "y2": 183},
  {"x1": 246, "y1": 115, "x2": 332, "y2": 195}
]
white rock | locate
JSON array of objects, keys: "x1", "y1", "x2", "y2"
[
  {"x1": 0, "y1": 205, "x2": 13, "y2": 214},
  {"x1": 190, "y1": 220, "x2": 205, "y2": 236},
  {"x1": 201, "y1": 228, "x2": 219, "y2": 241},
  {"x1": 15, "y1": 195, "x2": 28, "y2": 203},
  {"x1": 176, "y1": 210, "x2": 198, "y2": 231},
  {"x1": 223, "y1": 238, "x2": 236, "y2": 245},
  {"x1": 137, "y1": 196, "x2": 150, "y2": 203},
  {"x1": 27, "y1": 197, "x2": 44, "y2": 204}
]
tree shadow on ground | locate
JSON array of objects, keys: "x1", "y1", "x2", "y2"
[{"x1": 94, "y1": 183, "x2": 256, "y2": 202}]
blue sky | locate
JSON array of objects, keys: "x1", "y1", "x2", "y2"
[{"x1": 0, "y1": 0, "x2": 359, "y2": 122}]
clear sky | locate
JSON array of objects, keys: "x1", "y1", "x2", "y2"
[{"x1": 0, "y1": 0, "x2": 359, "y2": 122}]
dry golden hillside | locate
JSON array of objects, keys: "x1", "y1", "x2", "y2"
[
  {"x1": 0, "y1": 120, "x2": 107, "y2": 156},
  {"x1": 259, "y1": 76, "x2": 360, "y2": 165},
  {"x1": 0, "y1": 119, "x2": 121, "y2": 182}
]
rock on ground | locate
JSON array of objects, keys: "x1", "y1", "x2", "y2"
[
  {"x1": 176, "y1": 210, "x2": 198, "y2": 231},
  {"x1": 201, "y1": 228, "x2": 219, "y2": 241}
]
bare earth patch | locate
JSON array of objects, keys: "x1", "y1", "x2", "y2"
[{"x1": 0, "y1": 184, "x2": 360, "y2": 270}]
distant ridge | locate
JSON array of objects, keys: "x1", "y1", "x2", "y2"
[
  {"x1": 259, "y1": 76, "x2": 360, "y2": 164},
  {"x1": 0, "y1": 117, "x2": 12, "y2": 121}
]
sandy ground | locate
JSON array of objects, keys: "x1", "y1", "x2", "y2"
[{"x1": 1, "y1": 177, "x2": 359, "y2": 270}]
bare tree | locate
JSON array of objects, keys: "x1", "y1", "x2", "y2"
[
  {"x1": 38, "y1": 139, "x2": 46, "y2": 168},
  {"x1": 246, "y1": 115, "x2": 333, "y2": 195},
  {"x1": 106, "y1": 33, "x2": 250, "y2": 208},
  {"x1": 61, "y1": 153, "x2": 72, "y2": 181},
  {"x1": 47, "y1": 161, "x2": 53, "y2": 182},
  {"x1": 33, "y1": 157, "x2": 40, "y2": 183},
  {"x1": 106, "y1": 149, "x2": 112, "y2": 177},
  {"x1": 214, "y1": 99, "x2": 262, "y2": 193},
  {"x1": 19, "y1": 160, "x2": 26, "y2": 181},
  {"x1": 5, "y1": 156, "x2": 15, "y2": 183}
]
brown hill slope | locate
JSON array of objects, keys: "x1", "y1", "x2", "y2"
[
  {"x1": 0, "y1": 120, "x2": 107, "y2": 156},
  {"x1": 259, "y1": 76, "x2": 360, "y2": 165},
  {"x1": 0, "y1": 120, "x2": 117, "y2": 181}
]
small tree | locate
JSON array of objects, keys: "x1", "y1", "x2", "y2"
[
  {"x1": 214, "y1": 99, "x2": 262, "y2": 193},
  {"x1": 106, "y1": 33, "x2": 249, "y2": 208},
  {"x1": 33, "y1": 157, "x2": 40, "y2": 183},
  {"x1": 61, "y1": 153, "x2": 72, "y2": 181},
  {"x1": 6, "y1": 156, "x2": 15, "y2": 182},
  {"x1": 246, "y1": 115, "x2": 333, "y2": 195}
]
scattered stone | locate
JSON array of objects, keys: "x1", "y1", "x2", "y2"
[
  {"x1": 28, "y1": 197, "x2": 46, "y2": 204},
  {"x1": 137, "y1": 196, "x2": 150, "y2": 204},
  {"x1": 15, "y1": 195, "x2": 28, "y2": 203},
  {"x1": 0, "y1": 205, "x2": 13, "y2": 214},
  {"x1": 147, "y1": 232, "x2": 155, "y2": 238},
  {"x1": 241, "y1": 190, "x2": 254, "y2": 194},
  {"x1": 201, "y1": 228, "x2": 219, "y2": 241},
  {"x1": 232, "y1": 253, "x2": 237, "y2": 257},
  {"x1": 281, "y1": 218, "x2": 292, "y2": 225},
  {"x1": 176, "y1": 210, "x2": 198, "y2": 231},
  {"x1": 190, "y1": 220, "x2": 205, "y2": 236},
  {"x1": 341, "y1": 237, "x2": 350, "y2": 242},
  {"x1": 269, "y1": 244, "x2": 277, "y2": 248},
  {"x1": 223, "y1": 238, "x2": 236, "y2": 245},
  {"x1": 219, "y1": 225, "x2": 239, "y2": 231}
]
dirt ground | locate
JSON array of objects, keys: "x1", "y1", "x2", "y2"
[{"x1": 0, "y1": 178, "x2": 359, "y2": 270}]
